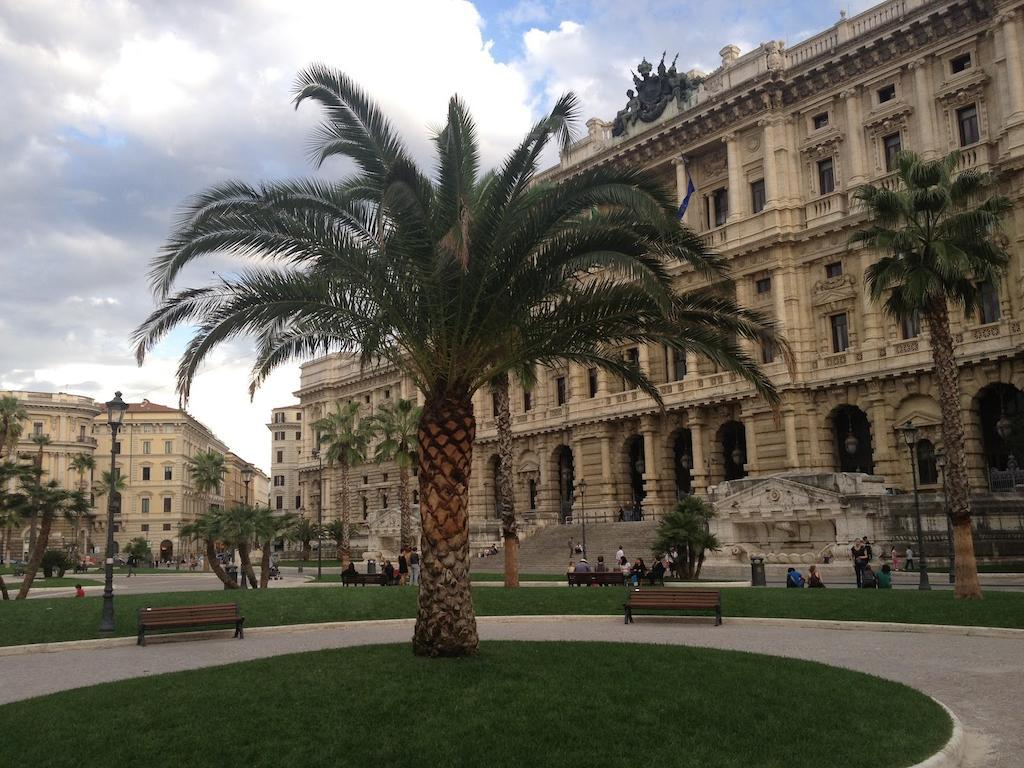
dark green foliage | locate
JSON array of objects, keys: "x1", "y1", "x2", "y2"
[
  {"x1": 651, "y1": 496, "x2": 721, "y2": 579},
  {"x1": 40, "y1": 549, "x2": 70, "y2": 578}
]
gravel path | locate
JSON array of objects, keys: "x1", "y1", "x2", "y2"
[{"x1": 0, "y1": 616, "x2": 1019, "y2": 766}]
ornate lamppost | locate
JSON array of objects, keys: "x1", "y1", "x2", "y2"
[
  {"x1": 100, "y1": 391, "x2": 128, "y2": 633},
  {"x1": 239, "y1": 464, "x2": 254, "y2": 589},
  {"x1": 935, "y1": 450, "x2": 954, "y2": 585},
  {"x1": 844, "y1": 412, "x2": 860, "y2": 471},
  {"x1": 897, "y1": 420, "x2": 930, "y2": 590},
  {"x1": 312, "y1": 448, "x2": 323, "y2": 581},
  {"x1": 575, "y1": 479, "x2": 587, "y2": 556}
]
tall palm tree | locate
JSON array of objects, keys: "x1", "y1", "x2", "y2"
[
  {"x1": 373, "y1": 398, "x2": 421, "y2": 552},
  {"x1": 0, "y1": 461, "x2": 34, "y2": 600},
  {"x1": 853, "y1": 150, "x2": 1012, "y2": 600},
  {"x1": 25, "y1": 433, "x2": 52, "y2": 555},
  {"x1": 133, "y1": 68, "x2": 779, "y2": 656},
  {"x1": 314, "y1": 401, "x2": 376, "y2": 569},
  {"x1": 187, "y1": 450, "x2": 226, "y2": 515},
  {"x1": 180, "y1": 511, "x2": 237, "y2": 588},
  {"x1": 69, "y1": 453, "x2": 96, "y2": 560},
  {"x1": 0, "y1": 396, "x2": 27, "y2": 460},
  {"x1": 16, "y1": 482, "x2": 83, "y2": 599}
]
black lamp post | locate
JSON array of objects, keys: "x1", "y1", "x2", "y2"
[
  {"x1": 935, "y1": 450, "x2": 954, "y2": 585},
  {"x1": 240, "y1": 464, "x2": 254, "y2": 589},
  {"x1": 100, "y1": 391, "x2": 128, "y2": 633},
  {"x1": 313, "y1": 449, "x2": 323, "y2": 581},
  {"x1": 576, "y1": 479, "x2": 587, "y2": 556},
  {"x1": 897, "y1": 420, "x2": 930, "y2": 590}
]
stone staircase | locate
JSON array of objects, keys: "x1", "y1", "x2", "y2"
[{"x1": 470, "y1": 520, "x2": 660, "y2": 574}]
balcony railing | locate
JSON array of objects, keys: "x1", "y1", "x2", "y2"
[{"x1": 76, "y1": 435, "x2": 98, "y2": 446}]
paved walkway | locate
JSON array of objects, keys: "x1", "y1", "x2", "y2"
[{"x1": 0, "y1": 617, "x2": 1020, "y2": 765}]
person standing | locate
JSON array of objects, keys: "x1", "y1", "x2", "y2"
[
  {"x1": 409, "y1": 547, "x2": 421, "y2": 586},
  {"x1": 850, "y1": 538, "x2": 866, "y2": 588},
  {"x1": 905, "y1": 546, "x2": 915, "y2": 571},
  {"x1": 398, "y1": 549, "x2": 409, "y2": 586},
  {"x1": 891, "y1": 546, "x2": 902, "y2": 572},
  {"x1": 616, "y1": 545, "x2": 625, "y2": 563}
]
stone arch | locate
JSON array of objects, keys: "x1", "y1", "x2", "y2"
[
  {"x1": 667, "y1": 427, "x2": 693, "y2": 498},
  {"x1": 550, "y1": 445, "x2": 575, "y2": 523},
  {"x1": 625, "y1": 435, "x2": 645, "y2": 512},
  {"x1": 716, "y1": 421, "x2": 747, "y2": 481},
  {"x1": 829, "y1": 404, "x2": 874, "y2": 474},
  {"x1": 975, "y1": 382, "x2": 1024, "y2": 471}
]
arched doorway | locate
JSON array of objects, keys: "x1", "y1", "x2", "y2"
[
  {"x1": 555, "y1": 446, "x2": 574, "y2": 523},
  {"x1": 832, "y1": 405, "x2": 874, "y2": 474},
  {"x1": 978, "y1": 383, "x2": 1024, "y2": 470},
  {"x1": 673, "y1": 430, "x2": 693, "y2": 498},
  {"x1": 160, "y1": 539, "x2": 173, "y2": 562},
  {"x1": 718, "y1": 421, "x2": 747, "y2": 481},
  {"x1": 627, "y1": 436, "x2": 645, "y2": 511}
]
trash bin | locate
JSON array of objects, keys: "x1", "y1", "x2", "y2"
[
  {"x1": 225, "y1": 565, "x2": 238, "y2": 589},
  {"x1": 367, "y1": 560, "x2": 377, "y2": 575},
  {"x1": 750, "y1": 556, "x2": 766, "y2": 587}
]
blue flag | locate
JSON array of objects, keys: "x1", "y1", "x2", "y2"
[{"x1": 677, "y1": 171, "x2": 696, "y2": 220}]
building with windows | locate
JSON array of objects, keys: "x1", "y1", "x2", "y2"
[
  {"x1": 267, "y1": 405, "x2": 304, "y2": 516},
  {"x1": 276, "y1": 0, "x2": 1024, "y2": 563}
]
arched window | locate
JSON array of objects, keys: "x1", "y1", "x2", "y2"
[{"x1": 916, "y1": 439, "x2": 938, "y2": 485}]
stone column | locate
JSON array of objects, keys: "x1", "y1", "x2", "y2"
[
  {"x1": 759, "y1": 117, "x2": 779, "y2": 209},
  {"x1": 600, "y1": 432, "x2": 613, "y2": 504},
  {"x1": 1002, "y1": 10, "x2": 1024, "y2": 124},
  {"x1": 910, "y1": 58, "x2": 938, "y2": 158},
  {"x1": 842, "y1": 87, "x2": 867, "y2": 186},
  {"x1": 688, "y1": 413, "x2": 708, "y2": 496},
  {"x1": 784, "y1": 116, "x2": 802, "y2": 206},
  {"x1": 741, "y1": 411, "x2": 759, "y2": 475},
  {"x1": 672, "y1": 157, "x2": 693, "y2": 227},
  {"x1": 640, "y1": 415, "x2": 664, "y2": 515},
  {"x1": 638, "y1": 343, "x2": 651, "y2": 381},
  {"x1": 783, "y1": 408, "x2": 800, "y2": 470},
  {"x1": 724, "y1": 132, "x2": 744, "y2": 223}
]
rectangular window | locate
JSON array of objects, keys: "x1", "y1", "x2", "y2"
[
  {"x1": 957, "y1": 105, "x2": 980, "y2": 146},
  {"x1": 295, "y1": 495, "x2": 302, "y2": 509},
  {"x1": 295, "y1": 412, "x2": 302, "y2": 421},
  {"x1": 162, "y1": 523, "x2": 171, "y2": 531},
  {"x1": 883, "y1": 132, "x2": 902, "y2": 172},
  {"x1": 384, "y1": 388, "x2": 391, "y2": 399},
  {"x1": 669, "y1": 347, "x2": 687, "y2": 381},
  {"x1": 901, "y1": 311, "x2": 921, "y2": 339},
  {"x1": 755, "y1": 277, "x2": 771, "y2": 295},
  {"x1": 588, "y1": 368, "x2": 598, "y2": 398},
  {"x1": 364, "y1": 395, "x2": 371, "y2": 404},
  {"x1": 164, "y1": 466, "x2": 172, "y2": 481},
  {"x1": 274, "y1": 431, "x2": 284, "y2": 441},
  {"x1": 825, "y1": 262, "x2": 843, "y2": 279},
  {"x1": 556, "y1": 377, "x2": 567, "y2": 406},
  {"x1": 750, "y1": 179, "x2": 766, "y2": 214},
  {"x1": 163, "y1": 497, "x2": 172, "y2": 514},
  {"x1": 164, "y1": 440, "x2": 173, "y2": 454},
  {"x1": 950, "y1": 53, "x2": 972, "y2": 74},
  {"x1": 141, "y1": 498, "x2": 150, "y2": 514},
  {"x1": 295, "y1": 431, "x2": 301, "y2": 441},
  {"x1": 276, "y1": 450, "x2": 283, "y2": 464},
  {"x1": 79, "y1": 425, "x2": 86, "y2": 440},
  {"x1": 276, "y1": 496, "x2": 284, "y2": 510},
  {"x1": 141, "y1": 523, "x2": 149, "y2": 532},
  {"x1": 817, "y1": 158, "x2": 835, "y2": 194},
  {"x1": 523, "y1": 390, "x2": 532, "y2": 411},
  {"x1": 761, "y1": 343, "x2": 776, "y2": 364},
  {"x1": 877, "y1": 83, "x2": 896, "y2": 103},
  {"x1": 712, "y1": 188, "x2": 728, "y2": 227},
  {"x1": 979, "y1": 281, "x2": 1001, "y2": 324},
  {"x1": 142, "y1": 441, "x2": 151, "y2": 455},
  {"x1": 33, "y1": 422, "x2": 43, "y2": 436},
  {"x1": 142, "y1": 466, "x2": 150, "y2": 481},
  {"x1": 113, "y1": 441, "x2": 121, "y2": 455},
  {"x1": 812, "y1": 112, "x2": 829, "y2": 130},
  {"x1": 830, "y1": 313, "x2": 850, "y2": 353}
]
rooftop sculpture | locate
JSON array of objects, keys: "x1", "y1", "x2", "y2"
[{"x1": 611, "y1": 52, "x2": 703, "y2": 137}]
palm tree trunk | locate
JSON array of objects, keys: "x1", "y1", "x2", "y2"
[
  {"x1": 494, "y1": 374, "x2": 519, "y2": 588},
  {"x1": 399, "y1": 465, "x2": 412, "y2": 551},
  {"x1": 926, "y1": 301, "x2": 981, "y2": 598},
  {"x1": 339, "y1": 463, "x2": 351, "y2": 569},
  {"x1": 0, "y1": 573, "x2": 9, "y2": 600},
  {"x1": 16, "y1": 513, "x2": 52, "y2": 599},
  {"x1": 240, "y1": 542, "x2": 258, "y2": 588},
  {"x1": 207, "y1": 539, "x2": 237, "y2": 588},
  {"x1": 302, "y1": 541, "x2": 311, "y2": 561},
  {"x1": 413, "y1": 394, "x2": 479, "y2": 657},
  {"x1": 259, "y1": 540, "x2": 272, "y2": 589}
]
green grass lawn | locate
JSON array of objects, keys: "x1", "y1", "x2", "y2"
[
  {"x1": 0, "y1": 585, "x2": 1022, "y2": 648},
  {"x1": 0, "y1": 641, "x2": 949, "y2": 768},
  {"x1": 1, "y1": 577, "x2": 102, "y2": 590}
]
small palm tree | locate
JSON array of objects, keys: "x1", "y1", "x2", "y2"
[
  {"x1": 314, "y1": 401, "x2": 376, "y2": 569},
  {"x1": 255, "y1": 507, "x2": 294, "y2": 588},
  {"x1": 16, "y1": 481, "x2": 81, "y2": 599},
  {"x1": 0, "y1": 396, "x2": 27, "y2": 460},
  {"x1": 217, "y1": 504, "x2": 261, "y2": 588},
  {"x1": 292, "y1": 517, "x2": 317, "y2": 562},
  {"x1": 69, "y1": 453, "x2": 96, "y2": 559},
  {"x1": 853, "y1": 150, "x2": 1012, "y2": 600},
  {"x1": 0, "y1": 461, "x2": 35, "y2": 600},
  {"x1": 651, "y1": 496, "x2": 720, "y2": 580},
  {"x1": 123, "y1": 537, "x2": 153, "y2": 565},
  {"x1": 372, "y1": 399, "x2": 421, "y2": 552},
  {"x1": 133, "y1": 68, "x2": 779, "y2": 656},
  {"x1": 180, "y1": 512, "x2": 237, "y2": 589}
]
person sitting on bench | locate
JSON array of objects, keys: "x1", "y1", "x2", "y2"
[
  {"x1": 647, "y1": 558, "x2": 666, "y2": 585},
  {"x1": 342, "y1": 562, "x2": 358, "y2": 577}
]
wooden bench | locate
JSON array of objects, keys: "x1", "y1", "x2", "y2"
[
  {"x1": 341, "y1": 572, "x2": 385, "y2": 586},
  {"x1": 137, "y1": 603, "x2": 243, "y2": 646},
  {"x1": 624, "y1": 589, "x2": 722, "y2": 626},
  {"x1": 567, "y1": 571, "x2": 625, "y2": 587}
]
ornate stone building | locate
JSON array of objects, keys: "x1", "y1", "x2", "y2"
[{"x1": 279, "y1": 0, "x2": 1024, "y2": 562}]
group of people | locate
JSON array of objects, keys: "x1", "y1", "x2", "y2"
[
  {"x1": 851, "y1": 537, "x2": 901, "y2": 588},
  {"x1": 785, "y1": 565, "x2": 826, "y2": 588},
  {"x1": 567, "y1": 545, "x2": 676, "y2": 587},
  {"x1": 348, "y1": 547, "x2": 421, "y2": 586}
]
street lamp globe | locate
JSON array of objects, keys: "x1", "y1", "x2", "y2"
[
  {"x1": 241, "y1": 465, "x2": 254, "y2": 484},
  {"x1": 996, "y1": 414, "x2": 1012, "y2": 441},
  {"x1": 106, "y1": 391, "x2": 128, "y2": 428},
  {"x1": 678, "y1": 453, "x2": 691, "y2": 471},
  {"x1": 730, "y1": 447, "x2": 744, "y2": 466},
  {"x1": 844, "y1": 432, "x2": 859, "y2": 456},
  {"x1": 898, "y1": 419, "x2": 919, "y2": 448}
]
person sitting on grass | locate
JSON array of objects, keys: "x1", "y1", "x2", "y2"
[
  {"x1": 861, "y1": 562, "x2": 878, "y2": 589},
  {"x1": 807, "y1": 564, "x2": 825, "y2": 588},
  {"x1": 786, "y1": 567, "x2": 805, "y2": 588},
  {"x1": 648, "y1": 557, "x2": 666, "y2": 585},
  {"x1": 876, "y1": 563, "x2": 893, "y2": 589},
  {"x1": 382, "y1": 560, "x2": 396, "y2": 585},
  {"x1": 74, "y1": 584, "x2": 85, "y2": 598}
]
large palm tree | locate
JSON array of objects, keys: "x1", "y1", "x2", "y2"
[
  {"x1": 218, "y1": 504, "x2": 260, "y2": 588},
  {"x1": 853, "y1": 150, "x2": 1012, "y2": 600},
  {"x1": 0, "y1": 461, "x2": 34, "y2": 600},
  {"x1": 25, "y1": 433, "x2": 51, "y2": 555},
  {"x1": 0, "y1": 396, "x2": 27, "y2": 460},
  {"x1": 69, "y1": 453, "x2": 96, "y2": 560},
  {"x1": 372, "y1": 398, "x2": 421, "y2": 552},
  {"x1": 133, "y1": 68, "x2": 779, "y2": 656},
  {"x1": 314, "y1": 401, "x2": 376, "y2": 569}
]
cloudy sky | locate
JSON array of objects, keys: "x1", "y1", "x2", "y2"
[{"x1": 0, "y1": 0, "x2": 876, "y2": 471}]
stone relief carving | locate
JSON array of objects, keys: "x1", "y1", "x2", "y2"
[
  {"x1": 764, "y1": 40, "x2": 785, "y2": 73},
  {"x1": 611, "y1": 53, "x2": 704, "y2": 137}
]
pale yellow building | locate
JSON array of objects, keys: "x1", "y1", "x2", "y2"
[
  {"x1": 278, "y1": 0, "x2": 1024, "y2": 562},
  {"x1": 267, "y1": 405, "x2": 304, "y2": 516}
]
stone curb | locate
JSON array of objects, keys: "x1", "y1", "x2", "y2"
[
  {"x1": 0, "y1": 613, "x2": 1020, "y2": 657},
  {"x1": 912, "y1": 702, "x2": 964, "y2": 768}
]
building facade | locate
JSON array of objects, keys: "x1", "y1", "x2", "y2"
[{"x1": 278, "y1": 0, "x2": 1024, "y2": 562}]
